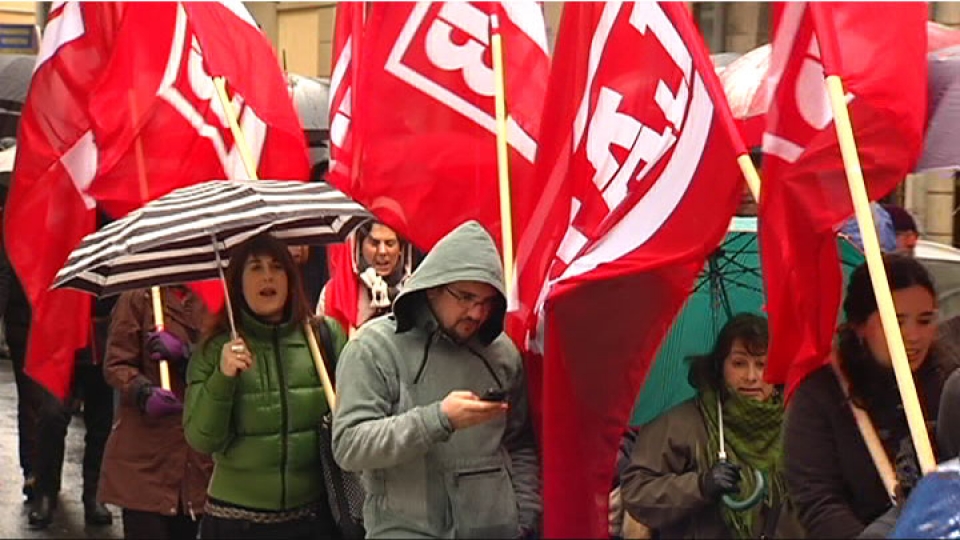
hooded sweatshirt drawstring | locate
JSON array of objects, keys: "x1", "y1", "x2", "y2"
[{"x1": 413, "y1": 331, "x2": 438, "y2": 384}]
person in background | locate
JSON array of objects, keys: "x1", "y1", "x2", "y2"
[
  {"x1": 317, "y1": 220, "x2": 410, "y2": 332},
  {"x1": 28, "y1": 297, "x2": 116, "y2": 529},
  {"x1": 839, "y1": 202, "x2": 896, "y2": 253},
  {"x1": 621, "y1": 313, "x2": 802, "y2": 539},
  {"x1": 883, "y1": 204, "x2": 920, "y2": 257},
  {"x1": 184, "y1": 233, "x2": 337, "y2": 539},
  {"x1": 0, "y1": 228, "x2": 40, "y2": 505},
  {"x1": 98, "y1": 286, "x2": 213, "y2": 539},
  {"x1": 784, "y1": 254, "x2": 955, "y2": 537}
]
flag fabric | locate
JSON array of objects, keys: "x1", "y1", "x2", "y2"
[
  {"x1": 759, "y1": 2, "x2": 927, "y2": 395},
  {"x1": 322, "y1": 3, "x2": 364, "y2": 334},
  {"x1": 323, "y1": 241, "x2": 360, "y2": 332},
  {"x1": 330, "y1": 1, "x2": 550, "y2": 252},
  {"x1": 513, "y1": 3, "x2": 746, "y2": 536},
  {"x1": 5, "y1": 1, "x2": 308, "y2": 399},
  {"x1": 327, "y1": 1, "x2": 364, "y2": 188}
]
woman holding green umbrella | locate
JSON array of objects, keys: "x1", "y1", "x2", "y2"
[{"x1": 621, "y1": 313, "x2": 804, "y2": 538}]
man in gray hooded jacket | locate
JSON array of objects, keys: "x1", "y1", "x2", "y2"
[{"x1": 332, "y1": 221, "x2": 541, "y2": 539}]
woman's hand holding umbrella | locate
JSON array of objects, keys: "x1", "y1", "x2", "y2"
[{"x1": 221, "y1": 339, "x2": 253, "y2": 377}]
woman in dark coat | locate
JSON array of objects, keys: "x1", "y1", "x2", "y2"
[
  {"x1": 98, "y1": 286, "x2": 213, "y2": 539},
  {"x1": 784, "y1": 254, "x2": 953, "y2": 538},
  {"x1": 622, "y1": 313, "x2": 803, "y2": 538}
]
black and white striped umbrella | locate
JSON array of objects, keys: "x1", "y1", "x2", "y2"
[{"x1": 53, "y1": 180, "x2": 369, "y2": 296}]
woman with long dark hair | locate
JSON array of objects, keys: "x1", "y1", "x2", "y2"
[
  {"x1": 183, "y1": 233, "x2": 336, "y2": 539},
  {"x1": 622, "y1": 313, "x2": 802, "y2": 538},
  {"x1": 784, "y1": 254, "x2": 953, "y2": 537}
]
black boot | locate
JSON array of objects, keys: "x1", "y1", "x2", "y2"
[
  {"x1": 22, "y1": 474, "x2": 36, "y2": 504},
  {"x1": 83, "y1": 497, "x2": 113, "y2": 526},
  {"x1": 27, "y1": 494, "x2": 56, "y2": 529}
]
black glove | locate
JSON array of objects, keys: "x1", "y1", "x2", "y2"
[
  {"x1": 699, "y1": 460, "x2": 742, "y2": 500},
  {"x1": 895, "y1": 437, "x2": 921, "y2": 503}
]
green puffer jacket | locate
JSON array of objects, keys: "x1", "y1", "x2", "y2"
[{"x1": 183, "y1": 311, "x2": 328, "y2": 511}]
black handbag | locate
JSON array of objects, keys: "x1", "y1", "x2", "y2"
[
  {"x1": 318, "y1": 412, "x2": 366, "y2": 539},
  {"x1": 310, "y1": 319, "x2": 366, "y2": 539}
]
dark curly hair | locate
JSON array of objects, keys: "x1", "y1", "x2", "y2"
[
  {"x1": 688, "y1": 313, "x2": 769, "y2": 395},
  {"x1": 838, "y1": 254, "x2": 937, "y2": 408}
]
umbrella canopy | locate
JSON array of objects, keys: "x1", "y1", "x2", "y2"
[
  {"x1": 0, "y1": 53, "x2": 34, "y2": 139},
  {"x1": 53, "y1": 179, "x2": 369, "y2": 296},
  {"x1": 630, "y1": 216, "x2": 864, "y2": 425},
  {"x1": 917, "y1": 45, "x2": 960, "y2": 172},
  {"x1": 288, "y1": 73, "x2": 330, "y2": 171},
  {"x1": 721, "y1": 22, "x2": 960, "y2": 150}
]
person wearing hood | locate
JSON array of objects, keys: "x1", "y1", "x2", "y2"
[
  {"x1": 317, "y1": 220, "x2": 410, "y2": 332},
  {"x1": 621, "y1": 313, "x2": 803, "y2": 539},
  {"x1": 332, "y1": 221, "x2": 541, "y2": 538}
]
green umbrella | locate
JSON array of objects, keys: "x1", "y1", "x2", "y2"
[{"x1": 630, "y1": 216, "x2": 864, "y2": 426}]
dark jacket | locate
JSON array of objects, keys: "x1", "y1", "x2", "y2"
[
  {"x1": 98, "y1": 288, "x2": 213, "y2": 517},
  {"x1": 622, "y1": 400, "x2": 803, "y2": 539},
  {"x1": 784, "y1": 361, "x2": 948, "y2": 538},
  {"x1": 939, "y1": 369, "x2": 960, "y2": 460},
  {"x1": 184, "y1": 309, "x2": 329, "y2": 511}
]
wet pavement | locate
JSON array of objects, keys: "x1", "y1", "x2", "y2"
[{"x1": 0, "y1": 358, "x2": 122, "y2": 539}]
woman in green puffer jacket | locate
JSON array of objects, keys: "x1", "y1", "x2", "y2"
[{"x1": 184, "y1": 233, "x2": 338, "y2": 539}]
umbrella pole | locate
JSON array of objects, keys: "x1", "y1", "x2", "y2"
[
  {"x1": 717, "y1": 397, "x2": 726, "y2": 461},
  {"x1": 149, "y1": 287, "x2": 172, "y2": 391},
  {"x1": 211, "y1": 236, "x2": 239, "y2": 340}
]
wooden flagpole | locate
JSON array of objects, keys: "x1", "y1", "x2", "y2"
[
  {"x1": 824, "y1": 74, "x2": 936, "y2": 473},
  {"x1": 736, "y1": 154, "x2": 761, "y2": 203},
  {"x1": 490, "y1": 13, "x2": 516, "y2": 300},
  {"x1": 129, "y1": 91, "x2": 171, "y2": 390}
]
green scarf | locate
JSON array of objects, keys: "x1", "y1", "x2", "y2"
[{"x1": 697, "y1": 387, "x2": 788, "y2": 539}]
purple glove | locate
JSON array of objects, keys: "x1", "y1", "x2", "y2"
[
  {"x1": 146, "y1": 330, "x2": 190, "y2": 362},
  {"x1": 144, "y1": 388, "x2": 183, "y2": 417}
]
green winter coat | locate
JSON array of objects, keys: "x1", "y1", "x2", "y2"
[
  {"x1": 183, "y1": 310, "x2": 328, "y2": 511},
  {"x1": 333, "y1": 221, "x2": 542, "y2": 538}
]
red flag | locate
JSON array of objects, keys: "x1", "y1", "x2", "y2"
[
  {"x1": 323, "y1": 241, "x2": 360, "y2": 332},
  {"x1": 328, "y1": 1, "x2": 364, "y2": 187},
  {"x1": 333, "y1": 2, "x2": 549, "y2": 252},
  {"x1": 759, "y1": 2, "x2": 927, "y2": 394},
  {"x1": 515, "y1": 4, "x2": 745, "y2": 536},
  {"x1": 6, "y1": 2, "x2": 307, "y2": 399}
]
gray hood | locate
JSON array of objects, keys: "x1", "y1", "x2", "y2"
[{"x1": 393, "y1": 221, "x2": 505, "y2": 345}]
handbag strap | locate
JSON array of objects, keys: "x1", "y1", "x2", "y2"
[{"x1": 830, "y1": 357, "x2": 897, "y2": 502}]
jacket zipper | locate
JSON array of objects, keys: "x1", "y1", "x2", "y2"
[{"x1": 274, "y1": 327, "x2": 290, "y2": 510}]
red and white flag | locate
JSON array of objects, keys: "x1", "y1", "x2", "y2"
[
  {"x1": 327, "y1": 2, "x2": 364, "y2": 187},
  {"x1": 330, "y1": 2, "x2": 549, "y2": 252},
  {"x1": 514, "y1": 3, "x2": 745, "y2": 536},
  {"x1": 6, "y1": 1, "x2": 308, "y2": 399},
  {"x1": 759, "y1": 2, "x2": 927, "y2": 394}
]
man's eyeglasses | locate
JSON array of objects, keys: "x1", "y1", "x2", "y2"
[{"x1": 443, "y1": 286, "x2": 498, "y2": 311}]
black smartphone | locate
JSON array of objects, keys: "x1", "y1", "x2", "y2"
[{"x1": 480, "y1": 388, "x2": 508, "y2": 402}]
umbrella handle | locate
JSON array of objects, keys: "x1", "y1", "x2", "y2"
[{"x1": 722, "y1": 469, "x2": 767, "y2": 511}]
